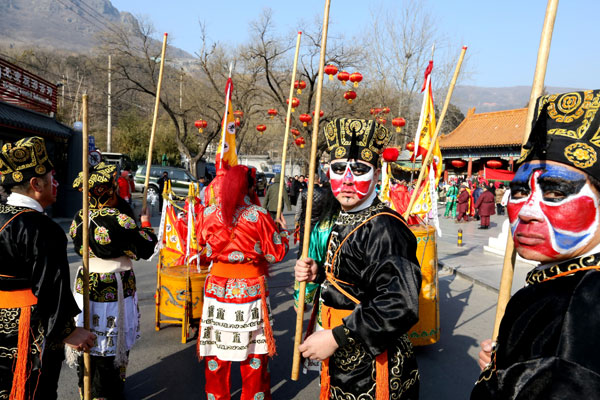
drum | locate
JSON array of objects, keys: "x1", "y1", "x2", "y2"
[
  {"x1": 159, "y1": 265, "x2": 208, "y2": 320},
  {"x1": 408, "y1": 225, "x2": 440, "y2": 346}
]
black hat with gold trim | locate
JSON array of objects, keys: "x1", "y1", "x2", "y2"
[
  {"x1": 519, "y1": 90, "x2": 600, "y2": 179},
  {"x1": 0, "y1": 136, "x2": 54, "y2": 186},
  {"x1": 324, "y1": 118, "x2": 392, "y2": 166},
  {"x1": 73, "y1": 162, "x2": 119, "y2": 209}
]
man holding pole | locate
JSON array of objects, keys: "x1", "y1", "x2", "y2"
[
  {"x1": 473, "y1": 90, "x2": 600, "y2": 398},
  {"x1": 295, "y1": 118, "x2": 422, "y2": 399},
  {"x1": 0, "y1": 136, "x2": 95, "y2": 400}
]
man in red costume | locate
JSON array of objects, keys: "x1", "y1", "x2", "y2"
[{"x1": 196, "y1": 165, "x2": 288, "y2": 400}]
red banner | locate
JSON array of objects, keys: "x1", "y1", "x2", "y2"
[
  {"x1": 0, "y1": 58, "x2": 57, "y2": 115},
  {"x1": 484, "y1": 167, "x2": 515, "y2": 182}
]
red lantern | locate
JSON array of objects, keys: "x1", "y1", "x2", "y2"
[
  {"x1": 377, "y1": 117, "x2": 387, "y2": 124},
  {"x1": 295, "y1": 137, "x2": 306, "y2": 148},
  {"x1": 294, "y1": 80, "x2": 307, "y2": 94},
  {"x1": 299, "y1": 113, "x2": 312, "y2": 127},
  {"x1": 337, "y1": 71, "x2": 350, "y2": 85},
  {"x1": 235, "y1": 118, "x2": 241, "y2": 127},
  {"x1": 374, "y1": 108, "x2": 382, "y2": 115},
  {"x1": 324, "y1": 64, "x2": 338, "y2": 80},
  {"x1": 451, "y1": 159, "x2": 466, "y2": 168},
  {"x1": 312, "y1": 110, "x2": 324, "y2": 118},
  {"x1": 343, "y1": 90, "x2": 357, "y2": 104},
  {"x1": 287, "y1": 97, "x2": 300, "y2": 112},
  {"x1": 405, "y1": 142, "x2": 415, "y2": 152},
  {"x1": 486, "y1": 160, "x2": 503, "y2": 169},
  {"x1": 194, "y1": 119, "x2": 207, "y2": 133},
  {"x1": 349, "y1": 72, "x2": 363, "y2": 87},
  {"x1": 267, "y1": 108, "x2": 278, "y2": 119},
  {"x1": 370, "y1": 108, "x2": 375, "y2": 115},
  {"x1": 234, "y1": 110, "x2": 244, "y2": 119},
  {"x1": 291, "y1": 128, "x2": 300, "y2": 136},
  {"x1": 392, "y1": 117, "x2": 406, "y2": 132},
  {"x1": 382, "y1": 147, "x2": 400, "y2": 162},
  {"x1": 382, "y1": 107, "x2": 390, "y2": 114},
  {"x1": 256, "y1": 124, "x2": 267, "y2": 134}
]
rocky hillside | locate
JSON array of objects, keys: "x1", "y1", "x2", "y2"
[
  {"x1": 0, "y1": 0, "x2": 192, "y2": 58},
  {"x1": 452, "y1": 85, "x2": 581, "y2": 114}
]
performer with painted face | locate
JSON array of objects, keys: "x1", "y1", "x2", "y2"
[
  {"x1": 295, "y1": 118, "x2": 422, "y2": 399},
  {"x1": 472, "y1": 90, "x2": 600, "y2": 398},
  {"x1": 0, "y1": 137, "x2": 95, "y2": 400}
]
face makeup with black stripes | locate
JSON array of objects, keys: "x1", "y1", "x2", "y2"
[{"x1": 329, "y1": 158, "x2": 380, "y2": 211}]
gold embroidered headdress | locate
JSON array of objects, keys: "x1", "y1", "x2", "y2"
[
  {"x1": 519, "y1": 90, "x2": 600, "y2": 179},
  {"x1": 73, "y1": 162, "x2": 119, "y2": 208},
  {"x1": 0, "y1": 136, "x2": 54, "y2": 186},
  {"x1": 324, "y1": 118, "x2": 392, "y2": 166}
]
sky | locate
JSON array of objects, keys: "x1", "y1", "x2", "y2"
[{"x1": 109, "y1": 0, "x2": 599, "y2": 89}]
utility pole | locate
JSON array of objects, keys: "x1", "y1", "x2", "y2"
[
  {"x1": 179, "y1": 68, "x2": 183, "y2": 110},
  {"x1": 107, "y1": 55, "x2": 112, "y2": 152}
]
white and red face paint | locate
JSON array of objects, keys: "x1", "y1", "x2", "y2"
[
  {"x1": 508, "y1": 162, "x2": 600, "y2": 258},
  {"x1": 329, "y1": 161, "x2": 374, "y2": 200},
  {"x1": 51, "y1": 170, "x2": 59, "y2": 197}
]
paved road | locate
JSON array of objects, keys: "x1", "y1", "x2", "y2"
[{"x1": 56, "y1": 201, "x2": 500, "y2": 399}]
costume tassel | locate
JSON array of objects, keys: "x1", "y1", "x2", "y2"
[
  {"x1": 11, "y1": 307, "x2": 31, "y2": 400},
  {"x1": 319, "y1": 359, "x2": 331, "y2": 400},
  {"x1": 375, "y1": 351, "x2": 389, "y2": 400},
  {"x1": 259, "y1": 277, "x2": 276, "y2": 356}
]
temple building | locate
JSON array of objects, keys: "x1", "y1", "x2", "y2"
[{"x1": 439, "y1": 107, "x2": 526, "y2": 182}]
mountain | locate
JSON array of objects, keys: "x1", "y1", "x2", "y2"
[
  {"x1": 452, "y1": 85, "x2": 582, "y2": 114},
  {"x1": 0, "y1": 0, "x2": 193, "y2": 59}
]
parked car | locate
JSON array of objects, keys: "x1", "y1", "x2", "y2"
[
  {"x1": 101, "y1": 152, "x2": 135, "y2": 171},
  {"x1": 134, "y1": 165, "x2": 197, "y2": 197}
]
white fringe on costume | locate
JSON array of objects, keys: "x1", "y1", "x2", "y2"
[{"x1": 68, "y1": 257, "x2": 140, "y2": 368}]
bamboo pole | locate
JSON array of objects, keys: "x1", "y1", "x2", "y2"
[
  {"x1": 275, "y1": 32, "x2": 302, "y2": 222},
  {"x1": 142, "y1": 32, "x2": 168, "y2": 211},
  {"x1": 81, "y1": 94, "x2": 92, "y2": 400},
  {"x1": 291, "y1": 0, "x2": 331, "y2": 381},
  {"x1": 492, "y1": 0, "x2": 559, "y2": 340},
  {"x1": 403, "y1": 46, "x2": 467, "y2": 220}
]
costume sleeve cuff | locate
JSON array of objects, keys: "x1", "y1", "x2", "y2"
[{"x1": 332, "y1": 325, "x2": 350, "y2": 348}]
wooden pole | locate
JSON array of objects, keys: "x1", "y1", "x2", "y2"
[
  {"x1": 403, "y1": 46, "x2": 467, "y2": 220},
  {"x1": 291, "y1": 0, "x2": 331, "y2": 381},
  {"x1": 493, "y1": 0, "x2": 559, "y2": 340},
  {"x1": 142, "y1": 32, "x2": 168, "y2": 211},
  {"x1": 275, "y1": 32, "x2": 302, "y2": 222},
  {"x1": 81, "y1": 94, "x2": 92, "y2": 400}
]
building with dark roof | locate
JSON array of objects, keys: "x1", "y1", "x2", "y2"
[{"x1": 439, "y1": 107, "x2": 526, "y2": 181}]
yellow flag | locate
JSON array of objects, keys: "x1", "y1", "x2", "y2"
[
  {"x1": 215, "y1": 78, "x2": 238, "y2": 170},
  {"x1": 412, "y1": 61, "x2": 443, "y2": 217}
]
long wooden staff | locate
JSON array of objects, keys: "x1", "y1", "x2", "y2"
[
  {"x1": 275, "y1": 32, "x2": 302, "y2": 222},
  {"x1": 81, "y1": 94, "x2": 92, "y2": 400},
  {"x1": 142, "y1": 32, "x2": 168, "y2": 211},
  {"x1": 403, "y1": 46, "x2": 467, "y2": 220},
  {"x1": 492, "y1": 0, "x2": 559, "y2": 340},
  {"x1": 292, "y1": 0, "x2": 331, "y2": 381}
]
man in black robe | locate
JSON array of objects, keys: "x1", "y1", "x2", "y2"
[
  {"x1": 472, "y1": 90, "x2": 600, "y2": 398},
  {"x1": 295, "y1": 119, "x2": 422, "y2": 399},
  {"x1": 0, "y1": 136, "x2": 95, "y2": 399}
]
